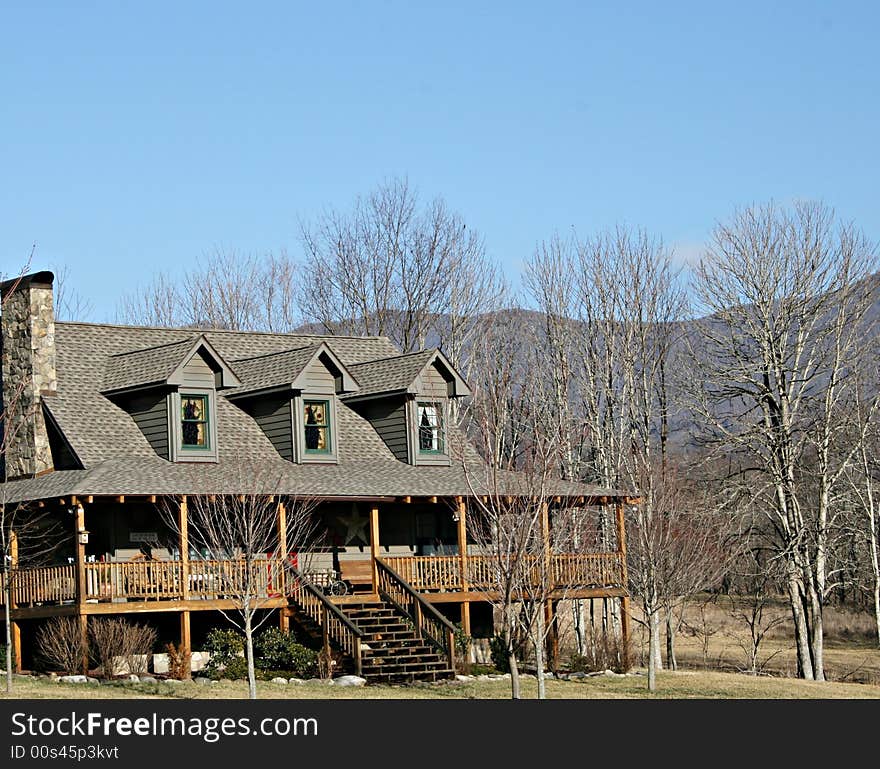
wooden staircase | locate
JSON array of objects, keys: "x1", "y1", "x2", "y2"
[
  {"x1": 345, "y1": 599, "x2": 454, "y2": 683},
  {"x1": 284, "y1": 560, "x2": 457, "y2": 684}
]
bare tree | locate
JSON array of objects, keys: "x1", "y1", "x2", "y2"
[
  {"x1": 689, "y1": 201, "x2": 879, "y2": 680},
  {"x1": 161, "y1": 465, "x2": 320, "y2": 699},
  {"x1": 299, "y1": 177, "x2": 500, "y2": 365},
  {"x1": 116, "y1": 249, "x2": 301, "y2": 332},
  {"x1": 526, "y1": 227, "x2": 689, "y2": 689},
  {"x1": 51, "y1": 263, "x2": 94, "y2": 321},
  {"x1": 627, "y1": 467, "x2": 735, "y2": 688},
  {"x1": 724, "y1": 544, "x2": 788, "y2": 674}
]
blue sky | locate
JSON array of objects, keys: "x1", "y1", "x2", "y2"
[{"x1": 2, "y1": 1, "x2": 878, "y2": 320}]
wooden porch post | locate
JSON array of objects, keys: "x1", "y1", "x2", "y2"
[
  {"x1": 73, "y1": 502, "x2": 88, "y2": 674},
  {"x1": 276, "y1": 501, "x2": 287, "y2": 598},
  {"x1": 178, "y1": 496, "x2": 189, "y2": 600},
  {"x1": 455, "y1": 497, "x2": 471, "y2": 638},
  {"x1": 277, "y1": 501, "x2": 287, "y2": 559},
  {"x1": 615, "y1": 500, "x2": 631, "y2": 666},
  {"x1": 9, "y1": 531, "x2": 21, "y2": 672},
  {"x1": 369, "y1": 506, "x2": 380, "y2": 595},
  {"x1": 180, "y1": 611, "x2": 191, "y2": 678},
  {"x1": 74, "y1": 503, "x2": 86, "y2": 605}
]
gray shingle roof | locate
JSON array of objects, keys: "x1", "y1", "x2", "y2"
[
  {"x1": 226, "y1": 344, "x2": 320, "y2": 396},
  {"x1": 1, "y1": 321, "x2": 627, "y2": 503},
  {"x1": 346, "y1": 349, "x2": 437, "y2": 397},
  {"x1": 101, "y1": 336, "x2": 197, "y2": 392}
]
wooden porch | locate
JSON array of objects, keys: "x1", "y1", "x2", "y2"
[{"x1": 2, "y1": 551, "x2": 626, "y2": 612}]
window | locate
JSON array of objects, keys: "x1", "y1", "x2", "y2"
[
  {"x1": 303, "y1": 399, "x2": 331, "y2": 453},
  {"x1": 180, "y1": 394, "x2": 210, "y2": 449},
  {"x1": 417, "y1": 402, "x2": 444, "y2": 453}
]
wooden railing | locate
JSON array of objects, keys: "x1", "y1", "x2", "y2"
[
  {"x1": 285, "y1": 564, "x2": 363, "y2": 676},
  {"x1": 5, "y1": 564, "x2": 77, "y2": 606},
  {"x1": 3, "y1": 552, "x2": 626, "y2": 608},
  {"x1": 383, "y1": 552, "x2": 624, "y2": 592},
  {"x1": 375, "y1": 558, "x2": 456, "y2": 671}
]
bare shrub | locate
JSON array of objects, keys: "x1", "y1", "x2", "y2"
[
  {"x1": 88, "y1": 617, "x2": 157, "y2": 679},
  {"x1": 35, "y1": 617, "x2": 86, "y2": 675},
  {"x1": 165, "y1": 642, "x2": 191, "y2": 680}
]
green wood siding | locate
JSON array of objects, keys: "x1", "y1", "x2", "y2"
[
  {"x1": 302, "y1": 356, "x2": 337, "y2": 395},
  {"x1": 127, "y1": 391, "x2": 169, "y2": 459},
  {"x1": 180, "y1": 351, "x2": 216, "y2": 387},
  {"x1": 356, "y1": 396, "x2": 409, "y2": 462},
  {"x1": 242, "y1": 393, "x2": 293, "y2": 461}
]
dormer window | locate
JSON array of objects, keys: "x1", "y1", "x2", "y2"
[
  {"x1": 417, "y1": 402, "x2": 444, "y2": 454},
  {"x1": 304, "y1": 399, "x2": 331, "y2": 454},
  {"x1": 181, "y1": 394, "x2": 210, "y2": 449}
]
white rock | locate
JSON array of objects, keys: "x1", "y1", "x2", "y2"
[
  {"x1": 271, "y1": 677, "x2": 288, "y2": 685},
  {"x1": 288, "y1": 678, "x2": 305, "y2": 685},
  {"x1": 455, "y1": 674, "x2": 475, "y2": 682},
  {"x1": 333, "y1": 675, "x2": 366, "y2": 687},
  {"x1": 125, "y1": 674, "x2": 140, "y2": 682},
  {"x1": 139, "y1": 676, "x2": 157, "y2": 684},
  {"x1": 86, "y1": 677, "x2": 100, "y2": 684},
  {"x1": 59, "y1": 674, "x2": 88, "y2": 684}
]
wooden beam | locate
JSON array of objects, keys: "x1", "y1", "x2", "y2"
[
  {"x1": 180, "y1": 611, "x2": 191, "y2": 678},
  {"x1": 117, "y1": 495, "x2": 125, "y2": 504},
  {"x1": 277, "y1": 501, "x2": 287, "y2": 558},
  {"x1": 178, "y1": 497, "x2": 189, "y2": 600},
  {"x1": 149, "y1": 495, "x2": 156, "y2": 504},
  {"x1": 455, "y1": 497, "x2": 468, "y2": 593},
  {"x1": 402, "y1": 496, "x2": 411, "y2": 504},
  {"x1": 70, "y1": 495, "x2": 78, "y2": 505},
  {"x1": 279, "y1": 609, "x2": 290, "y2": 633},
  {"x1": 74, "y1": 503, "x2": 86, "y2": 608},
  {"x1": 429, "y1": 496, "x2": 438, "y2": 504},
  {"x1": 460, "y1": 602, "x2": 471, "y2": 638},
  {"x1": 11, "y1": 622, "x2": 21, "y2": 672},
  {"x1": 615, "y1": 500, "x2": 631, "y2": 668},
  {"x1": 369, "y1": 506, "x2": 380, "y2": 595},
  {"x1": 86, "y1": 495, "x2": 94, "y2": 504}
]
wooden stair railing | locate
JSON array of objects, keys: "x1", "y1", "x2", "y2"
[
  {"x1": 375, "y1": 557, "x2": 456, "y2": 672},
  {"x1": 284, "y1": 563, "x2": 363, "y2": 676}
]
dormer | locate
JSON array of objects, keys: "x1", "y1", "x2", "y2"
[
  {"x1": 343, "y1": 349, "x2": 471, "y2": 467},
  {"x1": 101, "y1": 335, "x2": 240, "y2": 463},
  {"x1": 226, "y1": 342, "x2": 359, "y2": 464}
]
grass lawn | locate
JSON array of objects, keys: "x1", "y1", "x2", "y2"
[{"x1": 2, "y1": 669, "x2": 879, "y2": 699}]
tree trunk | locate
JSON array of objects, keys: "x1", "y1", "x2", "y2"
[
  {"x1": 647, "y1": 607, "x2": 659, "y2": 692},
  {"x1": 572, "y1": 599, "x2": 586, "y2": 656},
  {"x1": 665, "y1": 607, "x2": 677, "y2": 671},
  {"x1": 508, "y1": 649, "x2": 521, "y2": 699},
  {"x1": 649, "y1": 607, "x2": 663, "y2": 674},
  {"x1": 871, "y1": 511, "x2": 880, "y2": 647},
  {"x1": 786, "y1": 569, "x2": 814, "y2": 680},
  {"x1": 806, "y1": 577, "x2": 825, "y2": 682},
  {"x1": 244, "y1": 612, "x2": 257, "y2": 700},
  {"x1": 534, "y1": 604, "x2": 546, "y2": 700}
]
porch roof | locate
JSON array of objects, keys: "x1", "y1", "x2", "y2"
[{"x1": 0, "y1": 459, "x2": 628, "y2": 504}]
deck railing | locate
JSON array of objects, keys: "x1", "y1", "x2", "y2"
[
  {"x1": 383, "y1": 552, "x2": 624, "y2": 592},
  {"x1": 285, "y1": 564, "x2": 363, "y2": 675},
  {"x1": 6, "y1": 564, "x2": 77, "y2": 607},
  {"x1": 3, "y1": 552, "x2": 624, "y2": 608},
  {"x1": 375, "y1": 558, "x2": 456, "y2": 671}
]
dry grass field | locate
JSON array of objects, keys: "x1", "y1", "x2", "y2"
[{"x1": 620, "y1": 596, "x2": 880, "y2": 686}]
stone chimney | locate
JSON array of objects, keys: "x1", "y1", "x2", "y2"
[{"x1": 1, "y1": 270, "x2": 57, "y2": 479}]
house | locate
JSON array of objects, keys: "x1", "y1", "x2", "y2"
[{"x1": 0, "y1": 270, "x2": 633, "y2": 681}]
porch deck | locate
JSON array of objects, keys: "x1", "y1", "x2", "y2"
[{"x1": 2, "y1": 552, "x2": 625, "y2": 613}]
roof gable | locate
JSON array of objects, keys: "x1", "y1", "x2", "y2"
[
  {"x1": 344, "y1": 348, "x2": 471, "y2": 400},
  {"x1": 101, "y1": 334, "x2": 241, "y2": 394},
  {"x1": 226, "y1": 342, "x2": 360, "y2": 398}
]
